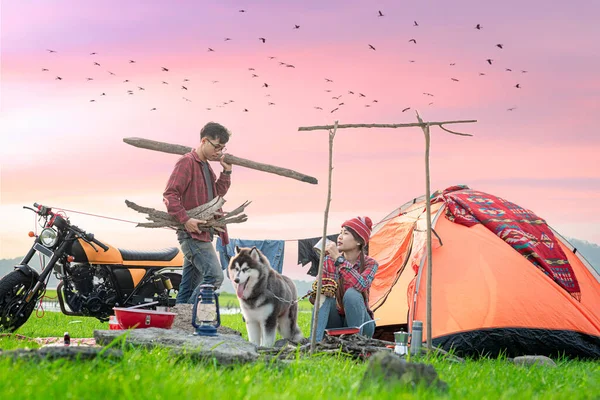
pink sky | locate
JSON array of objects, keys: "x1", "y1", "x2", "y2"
[{"x1": 2, "y1": 0, "x2": 599, "y2": 279}]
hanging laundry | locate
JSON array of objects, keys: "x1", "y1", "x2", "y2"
[
  {"x1": 216, "y1": 238, "x2": 285, "y2": 274},
  {"x1": 297, "y1": 234, "x2": 339, "y2": 277}
]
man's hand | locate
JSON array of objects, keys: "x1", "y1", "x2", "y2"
[
  {"x1": 220, "y1": 155, "x2": 232, "y2": 172},
  {"x1": 184, "y1": 218, "x2": 207, "y2": 234},
  {"x1": 324, "y1": 241, "x2": 340, "y2": 259}
]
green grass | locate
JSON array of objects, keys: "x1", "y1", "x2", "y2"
[{"x1": 0, "y1": 312, "x2": 598, "y2": 399}]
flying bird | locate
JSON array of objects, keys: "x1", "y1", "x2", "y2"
[
  {"x1": 108, "y1": 71, "x2": 116, "y2": 75},
  {"x1": 294, "y1": 25, "x2": 300, "y2": 29},
  {"x1": 506, "y1": 68, "x2": 512, "y2": 72},
  {"x1": 183, "y1": 78, "x2": 190, "y2": 82},
  {"x1": 212, "y1": 80, "x2": 219, "y2": 83},
  {"x1": 162, "y1": 81, "x2": 169, "y2": 84},
  {"x1": 330, "y1": 108, "x2": 339, "y2": 113},
  {"x1": 93, "y1": 62, "x2": 101, "y2": 66},
  {"x1": 285, "y1": 64, "x2": 295, "y2": 68},
  {"x1": 161, "y1": 67, "x2": 169, "y2": 71},
  {"x1": 507, "y1": 107, "x2": 517, "y2": 111},
  {"x1": 181, "y1": 85, "x2": 188, "y2": 90},
  {"x1": 368, "y1": 44, "x2": 376, "y2": 50},
  {"x1": 224, "y1": 38, "x2": 232, "y2": 41},
  {"x1": 183, "y1": 97, "x2": 192, "y2": 102},
  {"x1": 90, "y1": 100, "x2": 96, "y2": 102},
  {"x1": 248, "y1": 67, "x2": 256, "y2": 71},
  {"x1": 450, "y1": 63, "x2": 456, "y2": 66},
  {"x1": 423, "y1": 92, "x2": 434, "y2": 97},
  {"x1": 451, "y1": 78, "x2": 460, "y2": 82},
  {"x1": 243, "y1": 108, "x2": 249, "y2": 112},
  {"x1": 239, "y1": 9, "x2": 246, "y2": 12},
  {"x1": 259, "y1": 37, "x2": 266, "y2": 43},
  {"x1": 348, "y1": 90, "x2": 354, "y2": 94},
  {"x1": 138, "y1": 86, "x2": 145, "y2": 90},
  {"x1": 150, "y1": 108, "x2": 157, "y2": 111},
  {"x1": 252, "y1": 74, "x2": 259, "y2": 78},
  {"x1": 314, "y1": 106, "x2": 323, "y2": 110},
  {"x1": 325, "y1": 90, "x2": 332, "y2": 92},
  {"x1": 325, "y1": 78, "x2": 333, "y2": 82},
  {"x1": 515, "y1": 84, "x2": 521, "y2": 88},
  {"x1": 402, "y1": 107, "x2": 410, "y2": 112},
  {"x1": 263, "y1": 83, "x2": 269, "y2": 87},
  {"x1": 479, "y1": 73, "x2": 486, "y2": 76},
  {"x1": 408, "y1": 39, "x2": 417, "y2": 44},
  {"x1": 46, "y1": 49, "x2": 57, "y2": 53},
  {"x1": 268, "y1": 56, "x2": 276, "y2": 59},
  {"x1": 359, "y1": 93, "x2": 366, "y2": 97},
  {"x1": 413, "y1": 21, "x2": 419, "y2": 26},
  {"x1": 129, "y1": 60, "x2": 136, "y2": 63},
  {"x1": 521, "y1": 70, "x2": 528, "y2": 73},
  {"x1": 475, "y1": 24, "x2": 482, "y2": 30},
  {"x1": 55, "y1": 76, "x2": 62, "y2": 80},
  {"x1": 42, "y1": 68, "x2": 49, "y2": 71},
  {"x1": 268, "y1": 102, "x2": 275, "y2": 105},
  {"x1": 208, "y1": 48, "x2": 215, "y2": 52},
  {"x1": 86, "y1": 77, "x2": 93, "y2": 81},
  {"x1": 496, "y1": 44, "x2": 503, "y2": 49},
  {"x1": 378, "y1": 10, "x2": 384, "y2": 17},
  {"x1": 486, "y1": 59, "x2": 493, "y2": 65},
  {"x1": 372, "y1": 100, "x2": 378, "y2": 103},
  {"x1": 365, "y1": 105, "x2": 371, "y2": 108},
  {"x1": 123, "y1": 79, "x2": 130, "y2": 83},
  {"x1": 90, "y1": 52, "x2": 97, "y2": 55},
  {"x1": 100, "y1": 93, "x2": 106, "y2": 96}
]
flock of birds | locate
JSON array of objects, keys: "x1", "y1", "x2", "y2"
[{"x1": 41, "y1": 8, "x2": 528, "y2": 114}]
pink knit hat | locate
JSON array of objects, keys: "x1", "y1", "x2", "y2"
[{"x1": 342, "y1": 216, "x2": 373, "y2": 245}]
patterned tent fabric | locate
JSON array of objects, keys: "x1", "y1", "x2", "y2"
[{"x1": 436, "y1": 185, "x2": 581, "y2": 300}]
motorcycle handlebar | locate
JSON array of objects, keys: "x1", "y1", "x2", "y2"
[{"x1": 91, "y1": 237, "x2": 109, "y2": 252}]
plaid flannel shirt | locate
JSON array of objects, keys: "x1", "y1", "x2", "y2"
[
  {"x1": 322, "y1": 254, "x2": 378, "y2": 317},
  {"x1": 162, "y1": 151, "x2": 231, "y2": 244}
]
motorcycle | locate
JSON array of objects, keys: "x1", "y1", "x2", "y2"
[{"x1": 0, "y1": 203, "x2": 183, "y2": 332}]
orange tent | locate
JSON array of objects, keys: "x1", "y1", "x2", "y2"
[{"x1": 369, "y1": 186, "x2": 600, "y2": 358}]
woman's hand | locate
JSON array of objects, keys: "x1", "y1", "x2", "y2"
[{"x1": 325, "y1": 241, "x2": 340, "y2": 259}]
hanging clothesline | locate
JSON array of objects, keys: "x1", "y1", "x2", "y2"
[{"x1": 45, "y1": 204, "x2": 422, "y2": 242}]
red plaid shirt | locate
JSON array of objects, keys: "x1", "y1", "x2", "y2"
[
  {"x1": 322, "y1": 254, "x2": 378, "y2": 318},
  {"x1": 163, "y1": 151, "x2": 231, "y2": 244}
]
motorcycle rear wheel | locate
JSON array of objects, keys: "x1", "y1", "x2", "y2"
[{"x1": 0, "y1": 271, "x2": 38, "y2": 332}]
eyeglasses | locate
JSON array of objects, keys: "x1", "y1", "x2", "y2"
[{"x1": 205, "y1": 138, "x2": 227, "y2": 152}]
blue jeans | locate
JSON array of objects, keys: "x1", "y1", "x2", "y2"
[
  {"x1": 310, "y1": 288, "x2": 376, "y2": 341},
  {"x1": 176, "y1": 230, "x2": 224, "y2": 304}
]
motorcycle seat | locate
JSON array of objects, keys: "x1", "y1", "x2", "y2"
[{"x1": 118, "y1": 247, "x2": 180, "y2": 262}]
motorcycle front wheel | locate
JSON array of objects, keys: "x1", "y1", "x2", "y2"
[{"x1": 0, "y1": 271, "x2": 38, "y2": 332}]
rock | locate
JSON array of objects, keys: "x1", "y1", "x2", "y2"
[
  {"x1": 360, "y1": 351, "x2": 448, "y2": 392},
  {"x1": 94, "y1": 327, "x2": 258, "y2": 366},
  {"x1": 0, "y1": 346, "x2": 122, "y2": 361},
  {"x1": 513, "y1": 355, "x2": 557, "y2": 367},
  {"x1": 169, "y1": 304, "x2": 242, "y2": 336}
]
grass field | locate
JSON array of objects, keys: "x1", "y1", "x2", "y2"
[{"x1": 0, "y1": 311, "x2": 598, "y2": 399}]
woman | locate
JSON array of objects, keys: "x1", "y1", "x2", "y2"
[{"x1": 309, "y1": 216, "x2": 379, "y2": 341}]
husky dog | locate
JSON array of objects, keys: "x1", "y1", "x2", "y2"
[{"x1": 228, "y1": 246, "x2": 303, "y2": 347}]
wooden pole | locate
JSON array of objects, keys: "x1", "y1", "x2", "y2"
[
  {"x1": 309, "y1": 120, "x2": 338, "y2": 354},
  {"x1": 416, "y1": 111, "x2": 433, "y2": 351},
  {"x1": 122, "y1": 137, "x2": 318, "y2": 185},
  {"x1": 298, "y1": 120, "x2": 476, "y2": 134}
]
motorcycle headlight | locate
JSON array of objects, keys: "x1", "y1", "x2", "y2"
[{"x1": 39, "y1": 228, "x2": 58, "y2": 247}]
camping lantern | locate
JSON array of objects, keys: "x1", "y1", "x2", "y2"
[{"x1": 191, "y1": 284, "x2": 221, "y2": 336}]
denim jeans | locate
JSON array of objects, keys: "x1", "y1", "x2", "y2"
[
  {"x1": 310, "y1": 288, "x2": 376, "y2": 341},
  {"x1": 176, "y1": 230, "x2": 224, "y2": 304}
]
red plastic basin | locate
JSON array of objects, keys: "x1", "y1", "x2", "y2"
[
  {"x1": 325, "y1": 327, "x2": 360, "y2": 336},
  {"x1": 113, "y1": 307, "x2": 177, "y2": 330}
]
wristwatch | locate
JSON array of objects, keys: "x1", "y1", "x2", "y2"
[
  {"x1": 223, "y1": 170, "x2": 232, "y2": 175},
  {"x1": 334, "y1": 256, "x2": 345, "y2": 267}
]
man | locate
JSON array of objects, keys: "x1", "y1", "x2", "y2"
[{"x1": 163, "y1": 122, "x2": 233, "y2": 304}]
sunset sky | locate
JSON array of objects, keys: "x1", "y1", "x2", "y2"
[{"x1": 1, "y1": 0, "x2": 599, "y2": 280}]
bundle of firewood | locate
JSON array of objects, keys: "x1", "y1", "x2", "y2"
[{"x1": 125, "y1": 197, "x2": 250, "y2": 232}]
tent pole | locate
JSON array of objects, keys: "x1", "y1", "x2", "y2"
[{"x1": 416, "y1": 112, "x2": 433, "y2": 351}]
